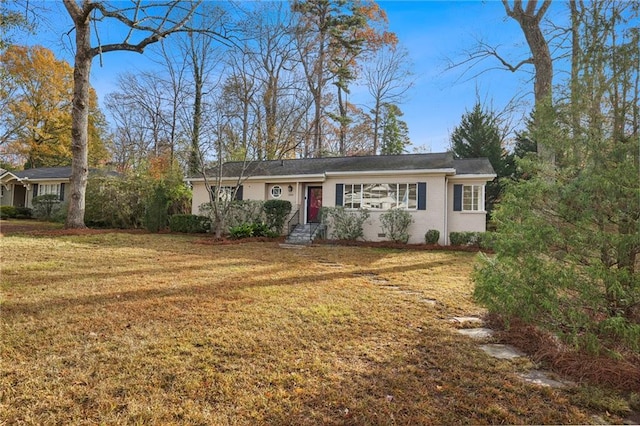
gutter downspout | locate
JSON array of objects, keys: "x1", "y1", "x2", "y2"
[{"x1": 443, "y1": 176, "x2": 448, "y2": 246}]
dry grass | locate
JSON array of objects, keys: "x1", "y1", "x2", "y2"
[{"x1": 0, "y1": 224, "x2": 624, "y2": 424}]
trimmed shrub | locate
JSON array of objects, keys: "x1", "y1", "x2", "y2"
[
  {"x1": 0, "y1": 205, "x2": 18, "y2": 219},
  {"x1": 425, "y1": 229, "x2": 440, "y2": 244},
  {"x1": 263, "y1": 199, "x2": 292, "y2": 234},
  {"x1": 450, "y1": 231, "x2": 491, "y2": 248},
  {"x1": 169, "y1": 214, "x2": 211, "y2": 233},
  {"x1": 200, "y1": 200, "x2": 265, "y2": 232},
  {"x1": 15, "y1": 207, "x2": 32, "y2": 219},
  {"x1": 380, "y1": 209, "x2": 413, "y2": 243},
  {"x1": 321, "y1": 207, "x2": 370, "y2": 241}
]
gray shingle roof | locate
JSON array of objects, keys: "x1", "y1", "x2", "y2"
[
  {"x1": 199, "y1": 152, "x2": 495, "y2": 178},
  {"x1": 452, "y1": 158, "x2": 497, "y2": 175},
  {"x1": 9, "y1": 167, "x2": 73, "y2": 180},
  {"x1": 2, "y1": 167, "x2": 119, "y2": 181}
]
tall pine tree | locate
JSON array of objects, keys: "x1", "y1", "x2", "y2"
[
  {"x1": 449, "y1": 102, "x2": 513, "y2": 216},
  {"x1": 380, "y1": 103, "x2": 410, "y2": 155}
]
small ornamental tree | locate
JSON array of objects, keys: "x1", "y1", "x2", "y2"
[
  {"x1": 32, "y1": 194, "x2": 61, "y2": 220},
  {"x1": 321, "y1": 207, "x2": 370, "y2": 241},
  {"x1": 380, "y1": 209, "x2": 413, "y2": 243}
]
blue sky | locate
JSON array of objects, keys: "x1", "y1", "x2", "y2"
[{"x1": 23, "y1": 1, "x2": 566, "y2": 153}]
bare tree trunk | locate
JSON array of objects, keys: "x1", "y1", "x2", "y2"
[
  {"x1": 502, "y1": 0, "x2": 554, "y2": 164},
  {"x1": 337, "y1": 85, "x2": 347, "y2": 155},
  {"x1": 65, "y1": 3, "x2": 90, "y2": 229},
  {"x1": 372, "y1": 98, "x2": 381, "y2": 154},
  {"x1": 61, "y1": 0, "x2": 208, "y2": 229}
]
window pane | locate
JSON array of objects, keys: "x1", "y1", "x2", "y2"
[
  {"x1": 344, "y1": 184, "x2": 361, "y2": 209},
  {"x1": 473, "y1": 186, "x2": 481, "y2": 210},
  {"x1": 462, "y1": 185, "x2": 482, "y2": 211},
  {"x1": 342, "y1": 183, "x2": 420, "y2": 210},
  {"x1": 463, "y1": 186, "x2": 473, "y2": 210}
]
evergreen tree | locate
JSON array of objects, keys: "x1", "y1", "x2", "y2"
[
  {"x1": 474, "y1": 0, "x2": 640, "y2": 356},
  {"x1": 449, "y1": 102, "x2": 513, "y2": 216},
  {"x1": 380, "y1": 103, "x2": 410, "y2": 155}
]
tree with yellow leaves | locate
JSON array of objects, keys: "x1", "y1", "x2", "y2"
[{"x1": 0, "y1": 44, "x2": 108, "y2": 168}]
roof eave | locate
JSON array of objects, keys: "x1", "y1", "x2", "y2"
[
  {"x1": 187, "y1": 173, "x2": 327, "y2": 182},
  {"x1": 325, "y1": 168, "x2": 457, "y2": 177},
  {"x1": 449, "y1": 173, "x2": 497, "y2": 180}
]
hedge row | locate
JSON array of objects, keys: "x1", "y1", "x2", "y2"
[{"x1": 0, "y1": 205, "x2": 33, "y2": 219}]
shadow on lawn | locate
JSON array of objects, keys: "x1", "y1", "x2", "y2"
[{"x1": 2, "y1": 252, "x2": 459, "y2": 319}]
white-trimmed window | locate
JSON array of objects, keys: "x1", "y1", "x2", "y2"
[
  {"x1": 462, "y1": 185, "x2": 483, "y2": 211},
  {"x1": 270, "y1": 185, "x2": 282, "y2": 198},
  {"x1": 343, "y1": 183, "x2": 417, "y2": 210},
  {"x1": 212, "y1": 186, "x2": 235, "y2": 202},
  {"x1": 39, "y1": 183, "x2": 61, "y2": 197}
]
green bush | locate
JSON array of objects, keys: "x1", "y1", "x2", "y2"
[
  {"x1": 200, "y1": 200, "x2": 265, "y2": 231},
  {"x1": 228, "y1": 222, "x2": 277, "y2": 239},
  {"x1": 32, "y1": 194, "x2": 62, "y2": 220},
  {"x1": 85, "y1": 175, "x2": 148, "y2": 229},
  {"x1": 0, "y1": 205, "x2": 18, "y2": 219},
  {"x1": 145, "y1": 183, "x2": 170, "y2": 232},
  {"x1": 169, "y1": 214, "x2": 211, "y2": 233},
  {"x1": 263, "y1": 199, "x2": 292, "y2": 234},
  {"x1": 229, "y1": 223, "x2": 254, "y2": 239},
  {"x1": 449, "y1": 231, "x2": 489, "y2": 247},
  {"x1": 15, "y1": 207, "x2": 32, "y2": 219},
  {"x1": 425, "y1": 229, "x2": 440, "y2": 244},
  {"x1": 380, "y1": 209, "x2": 413, "y2": 243},
  {"x1": 321, "y1": 207, "x2": 370, "y2": 241}
]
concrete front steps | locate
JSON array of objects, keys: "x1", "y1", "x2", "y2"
[{"x1": 283, "y1": 223, "x2": 323, "y2": 245}]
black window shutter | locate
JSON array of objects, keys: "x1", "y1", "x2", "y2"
[
  {"x1": 59, "y1": 183, "x2": 65, "y2": 201},
  {"x1": 453, "y1": 184, "x2": 462, "y2": 211},
  {"x1": 32, "y1": 183, "x2": 38, "y2": 200},
  {"x1": 417, "y1": 182, "x2": 427, "y2": 210},
  {"x1": 235, "y1": 185, "x2": 243, "y2": 200},
  {"x1": 335, "y1": 184, "x2": 344, "y2": 206}
]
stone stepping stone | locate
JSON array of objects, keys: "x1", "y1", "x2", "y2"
[
  {"x1": 457, "y1": 328, "x2": 494, "y2": 339},
  {"x1": 420, "y1": 298, "x2": 437, "y2": 306},
  {"x1": 451, "y1": 316, "x2": 484, "y2": 325},
  {"x1": 479, "y1": 344, "x2": 525, "y2": 359},
  {"x1": 381, "y1": 285, "x2": 401, "y2": 290},
  {"x1": 279, "y1": 243, "x2": 306, "y2": 249},
  {"x1": 518, "y1": 370, "x2": 571, "y2": 388}
]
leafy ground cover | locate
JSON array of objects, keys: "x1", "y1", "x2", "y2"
[{"x1": 0, "y1": 220, "x2": 633, "y2": 424}]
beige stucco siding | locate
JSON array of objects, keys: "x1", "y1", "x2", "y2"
[
  {"x1": 191, "y1": 179, "x2": 316, "y2": 215},
  {"x1": 323, "y1": 173, "x2": 448, "y2": 245},
  {"x1": 0, "y1": 185, "x2": 14, "y2": 206},
  {"x1": 446, "y1": 178, "x2": 489, "y2": 243},
  {"x1": 190, "y1": 171, "x2": 492, "y2": 245}
]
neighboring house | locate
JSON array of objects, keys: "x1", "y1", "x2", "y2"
[
  {"x1": 0, "y1": 167, "x2": 71, "y2": 209},
  {"x1": 189, "y1": 152, "x2": 496, "y2": 245}
]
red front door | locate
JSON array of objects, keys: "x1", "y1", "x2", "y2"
[{"x1": 307, "y1": 186, "x2": 322, "y2": 223}]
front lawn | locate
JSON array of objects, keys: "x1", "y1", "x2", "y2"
[{"x1": 0, "y1": 230, "x2": 624, "y2": 424}]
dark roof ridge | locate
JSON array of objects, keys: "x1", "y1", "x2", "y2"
[{"x1": 221, "y1": 151, "x2": 453, "y2": 166}]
